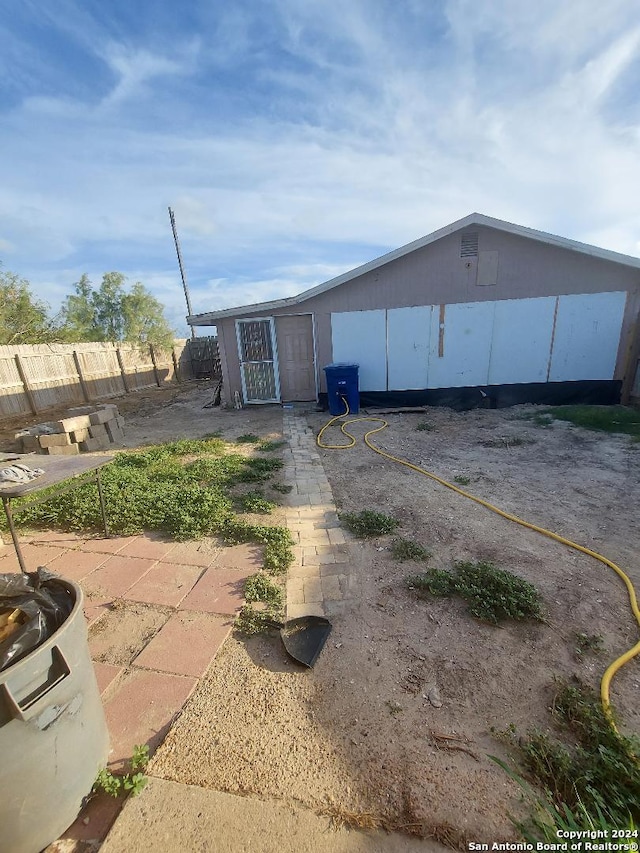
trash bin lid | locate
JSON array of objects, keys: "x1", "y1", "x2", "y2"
[{"x1": 323, "y1": 363, "x2": 359, "y2": 371}]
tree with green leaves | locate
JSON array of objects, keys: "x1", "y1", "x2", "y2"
[
  {"x1": 61, "y1": 272, "x2": 175, "y2": 349},
  {"x1": 60, "y1": 273, "x2": 99, "y2": 341},
  {"x1": 0, "y1": 267, "x2": 61, "y2": 344}
]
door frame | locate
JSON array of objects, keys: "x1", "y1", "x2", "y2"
[{"x1": 235, "y1": 317, "x2": 281, "y2": 404}]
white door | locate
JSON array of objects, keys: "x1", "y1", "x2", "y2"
[{"x1": 236, "y1": 318, "x2": 281, "y2": 403}]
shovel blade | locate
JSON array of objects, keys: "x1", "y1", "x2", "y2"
[{"x1": 279, "y1": 616, "x2": 332, "y2": 668}]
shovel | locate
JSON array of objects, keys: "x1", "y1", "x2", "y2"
[{"x1": 266, "y1": 615, "x2": 332, "y2": 668}]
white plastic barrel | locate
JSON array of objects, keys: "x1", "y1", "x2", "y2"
[{"x1": 0, "y1": 578, "x2": 110, "y2": 853}]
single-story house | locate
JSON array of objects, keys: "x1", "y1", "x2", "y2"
[{"x1": 188, "y1": 213, "x2": 640, "y2": 409}]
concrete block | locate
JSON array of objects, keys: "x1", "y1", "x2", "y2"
[
  {"x1": 38, "y1": 433, "x2": 72, "y2": 448},
  {"x1": 115, "y1": 415, "x2": 125, "y2": 429},
  {"x1": 88, "y1": 423, "x2": 108, "y2": 439},
  {"x1": 33, "y1": 421, "x2": 64, "y2": 435},
  {"x1": 70, "y1": 428, "x2": 91, "y2": 443},
  {"x1": 105, "y1": 422, "x2": 125, "y2": 444},
  {"x1": 66, "y1": 406, "x2": 96, "y2": 416},
  {"x1": 90, "y1": 409, "x2": 116, "y2": 425},
  {"x1": 56, "y1": 414, "x2": 92, "y2": 432},
  {"x1": 80, "y1": 436, "x2": 111, "y2": 452},
  {"x1": 99, "y1": 404, "x2": 119, "y2": 415},
  {"x1": 45, "y1": 444, "x2": 80, "y2": 456},
  {"x1": 20, "y1": 435, "x2": 41, "y2": 452}
]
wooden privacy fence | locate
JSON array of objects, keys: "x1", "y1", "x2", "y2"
[{"x1": 0, "y1": 338, "x2": 220, "y2": 420}]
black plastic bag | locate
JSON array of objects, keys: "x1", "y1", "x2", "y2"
[{"x1": 0, "y1": 568, "x2": 74, "y2": 671}]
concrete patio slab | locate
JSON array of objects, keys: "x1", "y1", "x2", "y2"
[
  {"x1": 88, "y1": 601, "x2": 171, "y2": 666},
  {"x1": 102, "y1": 669, "x2": 197, "y2": 771},
  {"x1": 81, "y1": 554, "x2": 157, "y2": 604},
  {"x1": 47, "y1": 547, "x2": 110, "y2": 580},
  {"x1": 100, "y1": 779, "x2": 435, "y2": 853},
  {"x1": 92, "y1": 661, "x2": 124, "y2": 696},
  {"x1": 116, "y1": 535, "x2": 177, "y2": 561},
  {"x1": 125, "y1": 560, "x2": 204, "y2": 607},
  {"x1": 0, "y1": 543, "x2": 68, "y2": 572},
  {"x1": 77, "y1": 535, "x2": 138, "y2": 554},
  {"x1": 178, "y1": 567, "x2": 248, "y2": 615},
  {"x1": 160, "y1": 541, "x2": 220, "y2": 567},
  {"x1": 211, "y1": 542, "x2": 263, "y2": 570},
  {"x1": 133, "y1": 611, "x2": 234, "y2": 677}
]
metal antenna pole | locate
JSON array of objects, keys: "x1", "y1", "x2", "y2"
[{"x1": 168, "y1": 206, "x2": 197, "y2": 339}]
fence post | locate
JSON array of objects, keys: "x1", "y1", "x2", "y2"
[
  {"x1": 116, "y1": 348, "x2": 131, "y2": 393},
  {"x1": 14, "y1": 354, "x2": 38, "y2": 415},
  {"x1": 72, "y1": 351, "x2": 92, "y2": 402},
  {"x1": 171, "y1": 346, "x2": 182, "y2": 383},
  {"x1": 149, "y1": 344, "x2": 162, "y2": 387}
]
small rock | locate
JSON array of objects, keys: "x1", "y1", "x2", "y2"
[{"x1": 426, "y1": 684, "x2": 442, "y2": 708}]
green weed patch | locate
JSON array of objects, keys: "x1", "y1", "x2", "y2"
[
  {"x1": 7, "y1": 438, "x2": 294, "y2": 574},
  {"x1": 244, "y1": 572, "x2": 284, "y2": 611},
  {"x1": 237, "y1": 491, "x2": 276, "y2": 514},
  {"x1": 390, "y1": 538, "x2": 431, "y2": 562},
  {"x1": 340, "y1": 509, "x2": 400, "y2": 537},
  {"x1": 407, "y1": 560, "x2": 543, "y2": 623}
]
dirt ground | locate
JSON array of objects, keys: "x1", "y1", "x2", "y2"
[{"x1": 5, "y1": 384, "x2": 639, "y2": 847}]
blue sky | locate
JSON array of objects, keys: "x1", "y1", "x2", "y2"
[{"x1": 1, "y1": 1, "x2": 640, "y2": 338}]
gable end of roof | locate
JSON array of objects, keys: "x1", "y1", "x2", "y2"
[{"x1": 188, "y1": 213, "x2": 640, "y2": 324}]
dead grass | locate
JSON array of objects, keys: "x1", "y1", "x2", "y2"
[{"x1": 319, "y1": 804, "x2": 468, "y2": 849}]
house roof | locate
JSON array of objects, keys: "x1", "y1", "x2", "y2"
[{"x1": 188, "y1": 212, "x2": 640, "y2": 325}]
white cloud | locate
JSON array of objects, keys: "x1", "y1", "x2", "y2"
[{"x1": 1, "y1": 0, "x2": 640, "y2": 332}]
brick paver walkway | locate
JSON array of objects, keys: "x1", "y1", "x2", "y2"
[{"x1": 282, "y1": 409, "x2": 355, "y2": 619}]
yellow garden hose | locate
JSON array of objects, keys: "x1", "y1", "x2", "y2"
[{"x1": 317, "y1": 401, "x2": 640, "y2": 730}]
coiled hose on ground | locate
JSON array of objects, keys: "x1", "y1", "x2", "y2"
[{"x1": 316, "y1": 400, "x2": 640, "y2": 731}]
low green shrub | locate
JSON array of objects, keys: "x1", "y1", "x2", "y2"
[
  {"x1": 407, "y1": 560, "x2": 543, "y2": 624},
  {"x1": 235, "y1": 604, "x2": 278, "y2": 635},
  {"x1": 390, "y1": 538, "x2": 431, "y2": 562},
  {"x1": 237, "y1": 491, "x2": 276, "y2": 514},
  {"x1": 340, "y1": 510, "x2": 400, "y2": 537},
  {"x1": 244, "y1": 573, "x2": 284, "y2": 610}
]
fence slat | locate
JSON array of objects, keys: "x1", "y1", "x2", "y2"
[
  {"x1": 14, "y1": 354, "x2": 38, "y2": 414},
  {"x1": 73, "y1": 351, "x2": 92, "y2": 402}
]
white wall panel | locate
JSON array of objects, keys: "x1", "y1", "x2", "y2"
[
  {"x1": 331, "y1": 310, "x2": 387, "y2": 391},
  {"x1": 549, "y1": 291, "x2": 627, "y2": 382},
  {"x1": 427, "y1": 301, "x2": 495, "y2": 388},
  {"x1": 489, "y1": 297, "x2": 556, "y2": 384},
  {"x1": 387, "y1": 306, "x2": 431, "y2": 390}
]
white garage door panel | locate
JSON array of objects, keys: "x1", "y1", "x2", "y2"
[
  {"x1": 331, "y1": 310, "x2": 387, "y2": 391},
  {"x1": 387, "y1": 306, "x2": 431, "y2": 390},
  {"x1": 427, "y1": 302, "x2": 495, "y2": 388},
  {"x1": 489, "y1": 297, "x2": 556, "y2": 385},
  {"x1": 549, "y1": 292, "x2": 627, "y2": 382}
]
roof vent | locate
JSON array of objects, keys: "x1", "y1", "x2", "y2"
[{"x1": 460, "y1": 232, "x2": 479, "y2": 258}]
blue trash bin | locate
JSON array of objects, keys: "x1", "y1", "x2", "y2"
[{"x1": 324, "y1": 363, "x2": 359, "y2": 415}]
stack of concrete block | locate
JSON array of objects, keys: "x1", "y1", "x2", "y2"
[{"x1": 15, "y1": 404, "x2": 125, "y2": 455}]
